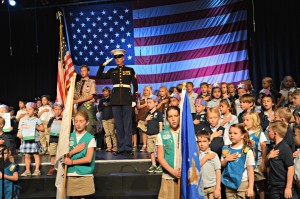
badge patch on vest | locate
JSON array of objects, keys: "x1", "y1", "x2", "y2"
[
  {"x1": 70, "y1": 137, "x2": 74, "y2": 147},
  {"x1": 123, "y1": 71, "x2": 131, "y2": 75},
  {"x1": 222, "y1": 149, "x2": 229, "y2": 157},
  {"x1": 244, "y1": 147, "x2": 249, "y2": 154},
  {"x1": 9, "y1": 164, "x2": 15, "y2": 171},
  {"x1": 162, "y1": 131, "x2": 171, "y2": 139}
]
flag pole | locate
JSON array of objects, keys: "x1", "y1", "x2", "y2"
[
  {"x1": 178, "y1": 178, "x2": 181, "y2": 199},
  {"x1": 56, "y1": 11, "x2": 66, "y2": 103},
  {"x1": 62, "y1": 73, "x2": 76, "y2": 199},
  {"x1": 62, "y1": 164, "x2": 67, "y2": 199},
  {"x1": 177, "y1": 82, "x2": 186, "y2": 199}
]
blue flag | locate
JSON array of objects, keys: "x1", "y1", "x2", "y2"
[{"x1": 180, "y1": 90, "x2": 205, "y2": 199}]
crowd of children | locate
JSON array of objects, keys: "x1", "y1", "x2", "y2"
[
  {"x1": 154, "y1": 76, "x2": 300, "y2": 199},
  {"x1": 0, "y1": 75, "x2": 300, "y2": 198}
]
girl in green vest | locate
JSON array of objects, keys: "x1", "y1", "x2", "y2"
[
  {"x1": 64, "y1": 111, "x2": 96, "y2": 199},
  {"x1": 157, "y1": 106, "x2": 181, "y2": 199}
]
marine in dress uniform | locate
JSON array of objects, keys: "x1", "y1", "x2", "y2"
[
  {"x1": 96, "y1": 49, "x2": 138, "y2": 155},
  {"x1": 74, "y1": 65, "x2": 97, "y2": 135}
]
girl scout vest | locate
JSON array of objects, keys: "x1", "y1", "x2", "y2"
[
  {"x1": 160, "y1": 128, "x2": 180, "y2": 174},
  {"x1": 249, "y1": 130, "x2": 262, "y2": 167},
  {"x1": 0, "y1": 163, "x2": 20, "y2": 199},
  {"x1": 221, "y1": 145, "x2": 250, "y2": 190},
  {"x1": 67, "y1": 132, "x2": 96, "y2": 175}
]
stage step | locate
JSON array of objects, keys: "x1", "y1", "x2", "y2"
[
  {"x1": 19, "y1": 172, "x2": 161, "y2": 199},
  {"x1": 16, "y1": 150, "x2": 161, "y2": 198},
  {"x1": 18, "y1": 159, "x2": 153, "y2": 175}
]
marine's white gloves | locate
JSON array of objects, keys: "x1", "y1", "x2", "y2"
[{"x1": 102, "y1": 58, "x2": 113, "y2": 66}]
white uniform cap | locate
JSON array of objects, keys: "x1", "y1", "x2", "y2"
[{"x1": 111, "y1": 49, "x2": 126, "y2": 56}]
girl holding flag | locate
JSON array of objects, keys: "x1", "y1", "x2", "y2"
[
  {"x1": 63, "y1": 110, "x2": 96, "y2": 198},
  {"x1": 156, "y1": 106, "x2": 181, "y2": 199}
]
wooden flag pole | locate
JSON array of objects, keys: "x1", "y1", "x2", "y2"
[
  {"x1": 62, "y1": 164, "x2": 67, "y2": 199},
  {"x1": 60, "y1": 73, "x2": 77, "y2": 199},
  {"x1": 177, "y1": 83, "x2": 186, "y2": 199},
  {"x1": 56, "y1": 11, "x2": 66, "y2": 103},
  {"x1": 178, "y1": 178, "x2": 181, "y2": 199}
]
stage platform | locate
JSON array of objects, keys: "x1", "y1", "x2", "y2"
[{"x1": 15, "y1": 149, "x2": 162, "y2": 199}]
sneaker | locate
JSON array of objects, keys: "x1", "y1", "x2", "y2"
[
  {"x1": 32, "y1": 170, "x2": 41, "y2": 176},
  {"x1": 21, "y1": 170, "x2": 31, "y2": 177},
  {"x1": 111, "y1": 147, "x2": 118, "y2": 152},
  {"x1": 47, "y1": 167, "x2": 56, "y2": 176},
  {"x1": 132, "y1": 146, "x2": 138, "y2": 152},
  {"x1": 106, "y1": 148, "x2": 112, "y2": 152},
  {"x1": 140, "y1": 145, "x2": 147, "y2": 152},
  {"x1": 147, "y1": 165, "x2": 156, "y2": 173},
  {"x1": 155, "y1": 165, "x2": 163, "y2": 173}
]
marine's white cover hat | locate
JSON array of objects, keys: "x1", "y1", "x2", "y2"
[{"x1": 111, "y1": 49, "x2": 126, "y2": 56}]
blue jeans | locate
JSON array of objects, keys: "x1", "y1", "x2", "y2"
[{"x1": 112, "y1": 105, "x2": 132, "y2": 151}]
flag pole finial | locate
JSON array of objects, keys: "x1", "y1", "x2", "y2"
[
  {"x1": 182, "y1": 82, "x2": 187, "y2": 91},
  {"x1": 56, "y1": 11, "x2": 63, "y2": 24}
]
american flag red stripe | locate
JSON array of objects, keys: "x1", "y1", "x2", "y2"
[
  {"x1": 134, "y1": 21, "x2": 247, "y2": 47},
  {"x1": 63, "y1": 51, "x2": 75, "y2": 89},
  {"x1": 135, "y1": 41, "x2": 247, "y2": 65},
  {"x1": 95, "y1": 60, "x2": 248, "y2": 85},
  {"x1": 133, "y1": 1, "x2": 246, "y2": 28},
  {"x1": 56, "y1": 31, "x2": 75, "y2": 104}
]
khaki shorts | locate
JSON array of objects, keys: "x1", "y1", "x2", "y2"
[
  {"x1": 225, "y1": 181, "x2": 248, "y2": 199},
  {"x1": 254, "y1": 167, "x2": 266, "y2": 181},
  {"x1": 158, "y1": 178, "x2": 178, "y2": 199},
  {"x1": 204, "y1": 186, "x2": 216, "y2": 199},
  {"x1": 146, "y1": 134, "x2": 157, "y2": 153},
  {"x1": 49, "y1": 142, "x2": 58, "y2": 156},
  {"x1": 66, "y1": 176, "x2": 95, "y2": 197}
]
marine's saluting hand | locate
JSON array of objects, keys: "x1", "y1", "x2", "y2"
[{"x1": 102, "y1": 58, "x2": 113, "y2": 66}]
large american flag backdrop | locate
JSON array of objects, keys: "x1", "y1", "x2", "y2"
[{"x1": 64, "y1": 0, "x2": 249, "y2": 94}]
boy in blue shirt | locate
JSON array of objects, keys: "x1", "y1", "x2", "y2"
[{"x1": 145, "y1": 96, "x2": 163, "y2": 173}]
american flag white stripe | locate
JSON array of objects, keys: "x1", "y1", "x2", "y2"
[
  {"x1": 132, "y1": 0, "x2": 241, "y2": 19},
  {"x1": 87, "y1": 50, "x2": 248, "y2": 76},
  {"x1": 95, "y1": 69, "x2": 249, "y2": 93},
  {"x1": 135, "y1": 30, "x2": 247, "y2": 56},
  {"x1": 133, "y1": 11, "x2": 246, "y2": 38}
]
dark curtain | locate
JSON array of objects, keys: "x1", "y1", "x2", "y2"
[
  {"x1": 248, "y1": 0, "x2": 300, "y2": 91},
  {"x1": 0, "y1": 0, "x2": 300, "y2": 109},
  {"x1": 0, "y1": 7, "x2": 59, "y2": 108}
]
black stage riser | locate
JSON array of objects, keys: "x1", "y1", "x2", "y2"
[
  {"x1": 18, "y1": 160, "x2": 153, "y2": 175},
  {"x1": 19, "y1": 173, "x2": 161, "y2": 199}
]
